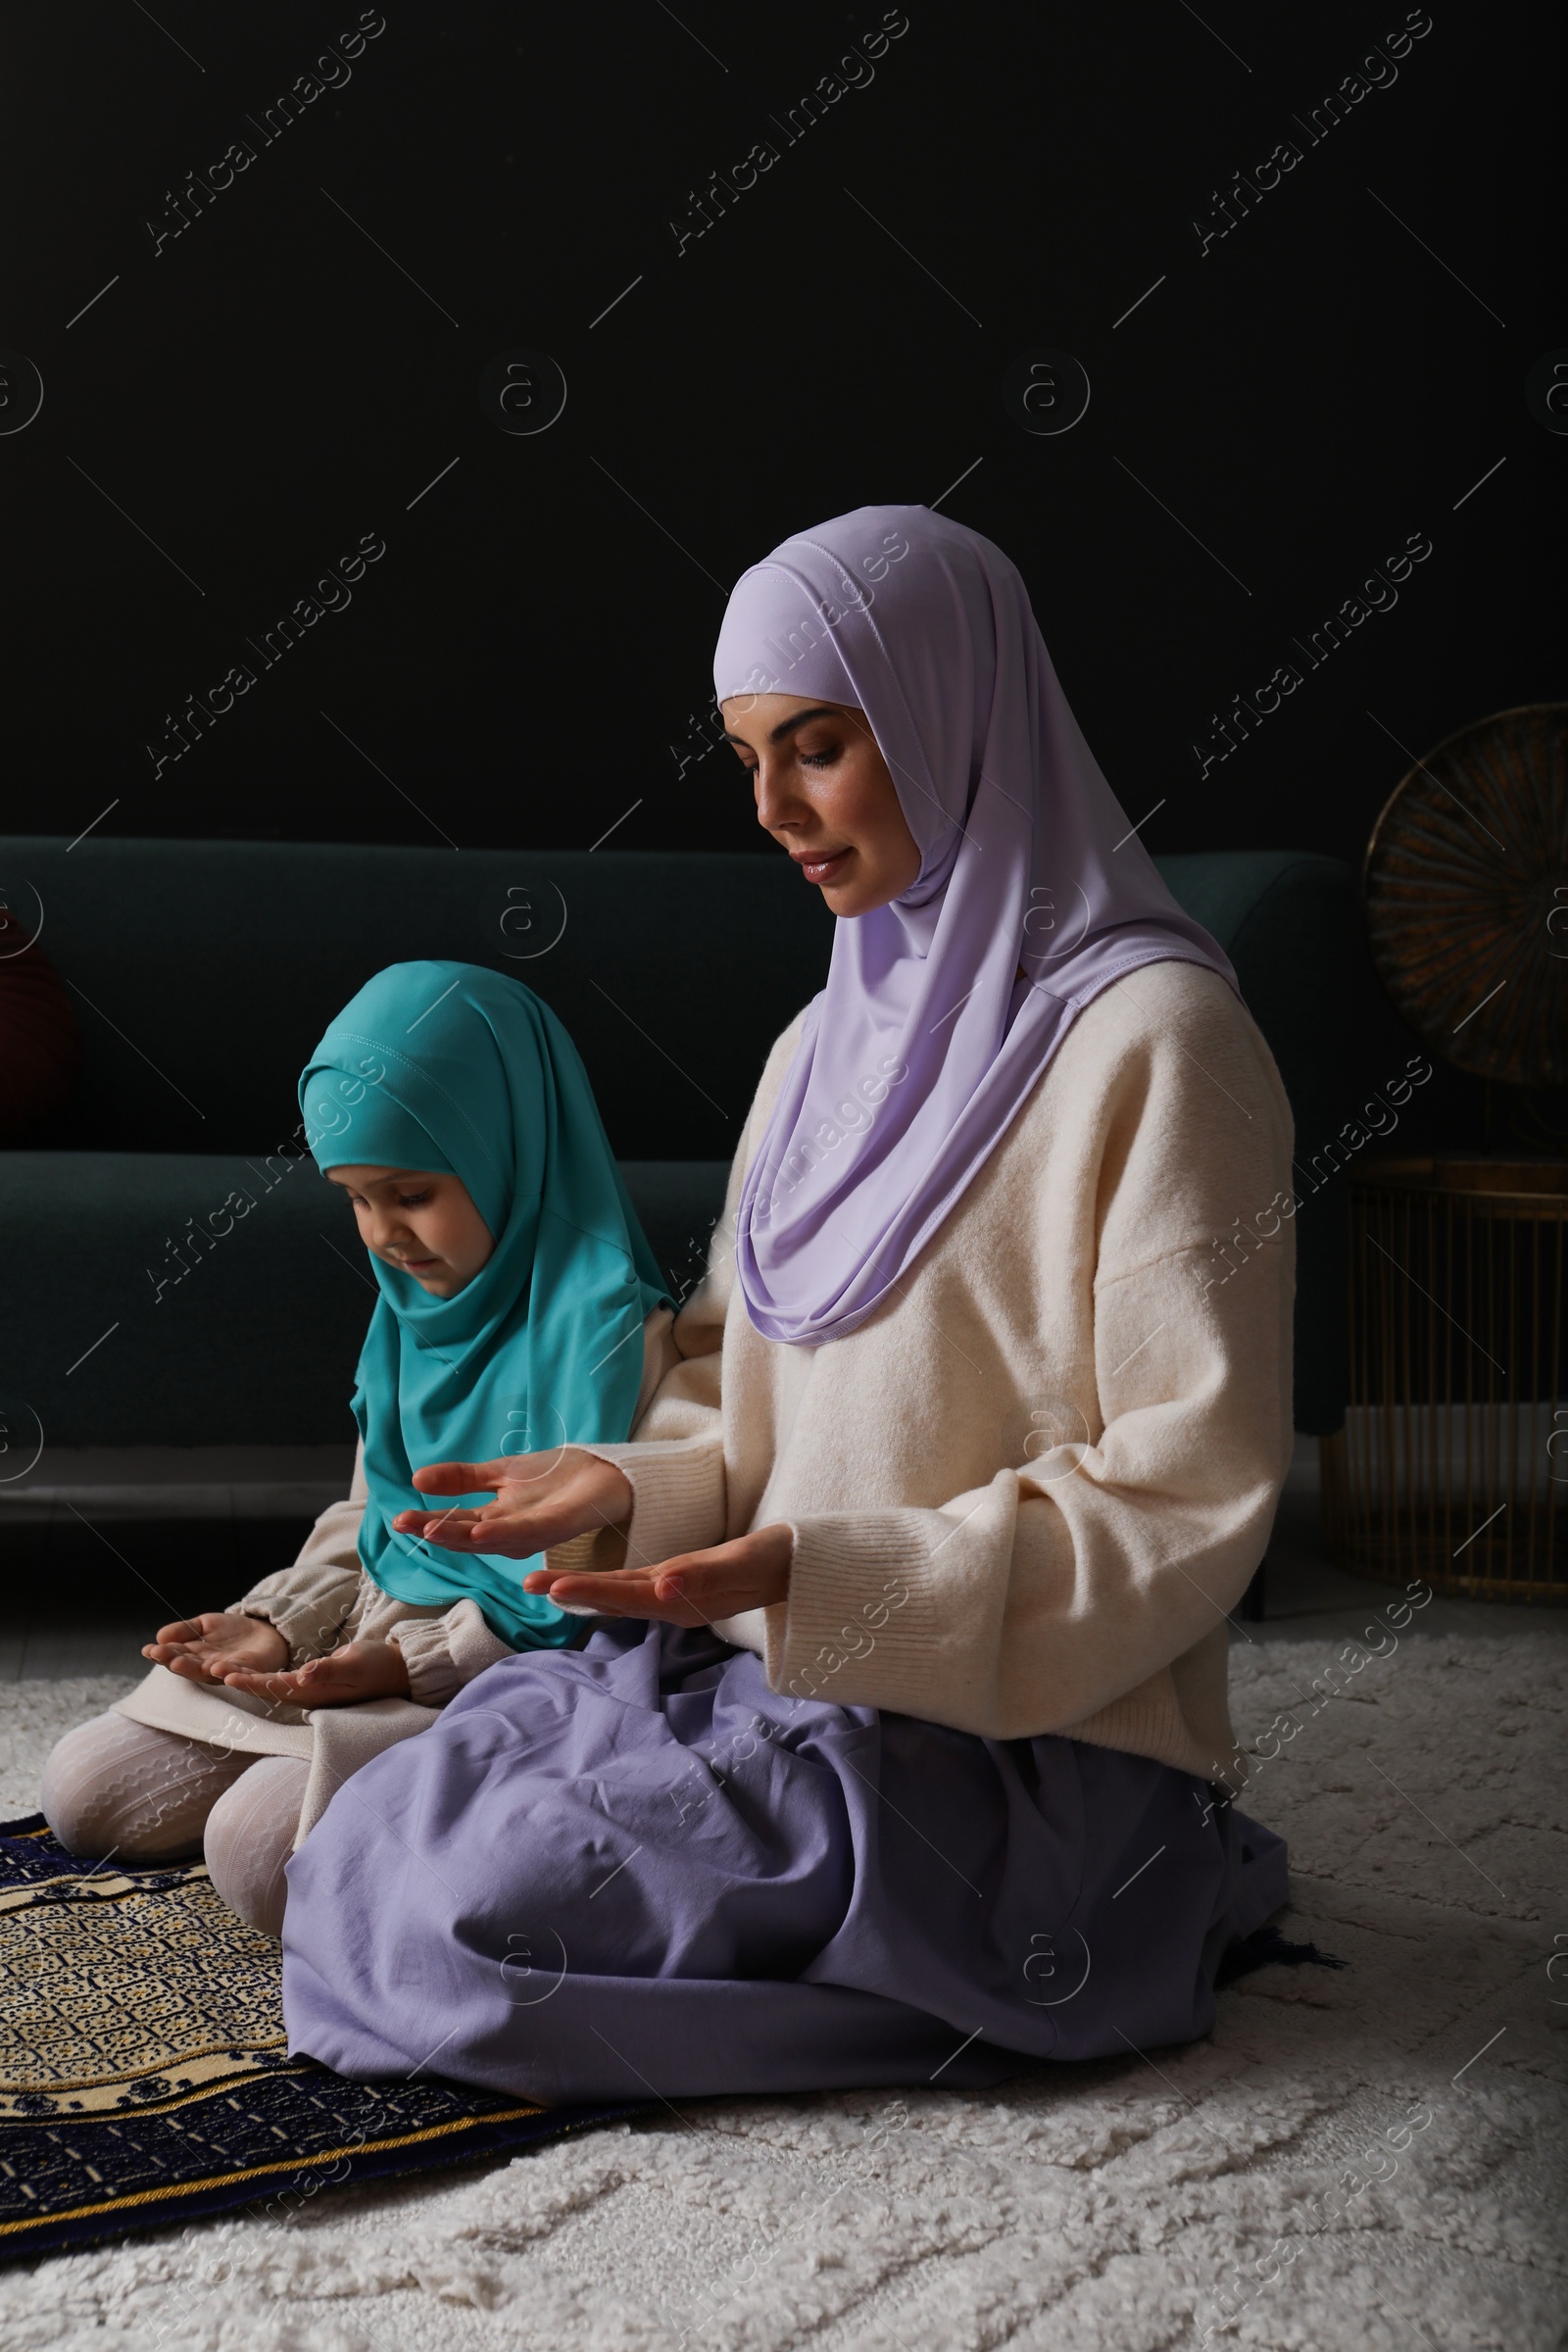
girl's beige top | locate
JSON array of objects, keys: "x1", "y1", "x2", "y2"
[
  {"x1": 112, "y1": 1313, "x2": 679, "y2": 1841},
  {"x1": 570, "y1": 961, "x2": 1296, "y2": 1788}
]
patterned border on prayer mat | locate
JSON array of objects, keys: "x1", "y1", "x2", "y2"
[{"x1": 0, "y1": 1815, "x2": 636, "y2": 2261}]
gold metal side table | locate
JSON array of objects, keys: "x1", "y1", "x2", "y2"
[{"x1": 1321, "y1": 1158, "x2": 1567, "y2": 1600}]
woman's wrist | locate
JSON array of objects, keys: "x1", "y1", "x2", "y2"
[{"x1": 574, "y1": 1447, "x2": 634, "y2": 1524}]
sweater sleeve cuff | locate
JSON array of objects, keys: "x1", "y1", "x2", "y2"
[
  {"x1": 763, "y1": 1510, "x2": 939, "y2": 1707},
  {"x1": 575, "y1": 1435, "x2": 727, "y2": 1572}
]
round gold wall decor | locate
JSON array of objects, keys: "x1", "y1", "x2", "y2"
[{"x1": 1364, "y1": 703, "x2": 1568, "y2": 1089}]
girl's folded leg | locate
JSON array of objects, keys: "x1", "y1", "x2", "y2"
[
  {"x1": 40, "y1": 1711, "x2": 258, "y2": 1861},
  {"x1": 204, "y1": 1756, "x2": 311, "y2": 1937}
]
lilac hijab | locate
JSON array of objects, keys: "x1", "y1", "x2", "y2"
[{"x1": 713, "y1": 504, "x2": 1238, "y2": 1347}]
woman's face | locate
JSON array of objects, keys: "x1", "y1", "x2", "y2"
[
  {"x1": 328, "y1": 1166, "x2": 494, "y2": 1297},
  {"x1": 721, "y1": 695, "x2": 920, "y2": 917}
]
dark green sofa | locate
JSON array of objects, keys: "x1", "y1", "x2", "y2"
[{"x1": 1, "y1": 838, "x2": 1353, "y2": 1451}]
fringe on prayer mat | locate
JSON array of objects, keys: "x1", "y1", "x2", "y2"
[{"x1": 0, "y1": 1814, "x2": 637, "y2": 2263}]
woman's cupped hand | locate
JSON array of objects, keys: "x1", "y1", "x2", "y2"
[
  {"x1": 524, "y1": 1524, "x2": 793, "y2": 1625},
  {"x1": 393, "y1": 1447, "x2": 793, "y2": 1625},
  {"x1": 393, "y1": 1446, "x2": 634, "y2": 1556}
]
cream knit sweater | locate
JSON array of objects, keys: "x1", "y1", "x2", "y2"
[{"x1": 581, "y1": 960, "x2": 1297, "y2": 1787}]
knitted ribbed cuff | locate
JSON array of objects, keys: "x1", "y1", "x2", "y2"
[
  {"x1": 764, "y1": 1509, "x2": 943, "y2": 1709},
  {"x1": 578, "y1": 1436, "x2": 727, "y2": 1572},
  {"x1": 539, "y1": 1519, "x2": 621, "y2": 1583}
]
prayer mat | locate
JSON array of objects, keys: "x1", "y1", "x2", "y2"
[{"x1": 0, "y1": 1814, "x2": 636, "y2": 2261}]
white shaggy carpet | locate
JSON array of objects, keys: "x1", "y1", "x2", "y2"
[{"x1": 2, "y1": 1637, "x2": 1563, "y2": 2352}]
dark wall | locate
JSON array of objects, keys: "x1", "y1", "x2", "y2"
[{"x1": 2, "y1": 1, "x2": 1561, "y2": 1150}]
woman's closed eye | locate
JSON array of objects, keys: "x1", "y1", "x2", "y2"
[{"x1": 734, "y1": 746, "x2": 839, "y2": 780}]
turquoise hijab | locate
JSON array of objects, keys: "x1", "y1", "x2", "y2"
[{"x1": 299, "y1": 961, "x2": 668, "y2": 1648}]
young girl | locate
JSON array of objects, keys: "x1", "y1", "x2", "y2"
[{"x1": 41, "y1": 960, "x2": 671, "y2": 1934}]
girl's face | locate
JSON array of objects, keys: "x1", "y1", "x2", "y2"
[
  {"x1": 721, "y1": 695, "x2": 920, "y2": 917},
  {"x1": 328, "y1": 1166, "x2": 493, "y2": 1297}
]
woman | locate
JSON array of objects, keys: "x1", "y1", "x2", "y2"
[
  {"x1": 281, "y1": 506, "x2": 1296, "y2": 2100},
  {"x1": 42, "y1": 963, "x2": 671, "y2": 1933}
]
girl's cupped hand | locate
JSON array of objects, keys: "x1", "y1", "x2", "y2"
[
  {"x1": 392, "y1": 1446, "x2": 635, "y2": 1556},
  {"x1": 144, "y1": 1611, "x2": 288, "y2": 1682}
]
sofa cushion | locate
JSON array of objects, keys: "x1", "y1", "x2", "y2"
[
  {"x1": 0, "y1": 841, "x2": 833, "y2": 1161},
  {"x1": 0, "y1": 916, "x2": 82, "y2": 1143},
  {"x1": 0, "y1": 1152, "x2": 728, "y2": 1448}
]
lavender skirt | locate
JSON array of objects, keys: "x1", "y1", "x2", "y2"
[{"x1": 282, "y1": 1622, "x2": 1286, "y2": 2104}]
